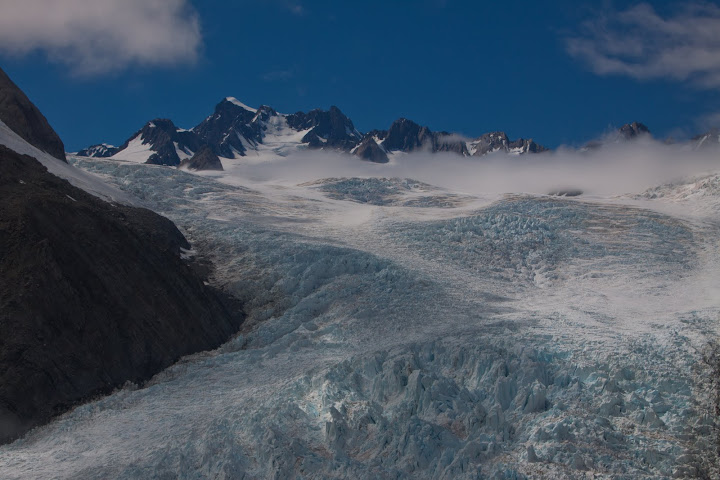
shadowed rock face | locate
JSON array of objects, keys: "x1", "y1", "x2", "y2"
[
  {"x1": 377, "y1": 118, "x2": 471, "y2": 156},
  {"x1": 0, "y1": 145, "x2": 243, "y2": 445},
  {"x1": 179, "y1": 144, "x2": 224, "y2": 171},
  {"x1": 354, "y1": 136, "x2": 389, "y2": 163},
  {"x1": 382, "y1": 118, "x2": 434, "y2": 152},
  {"x1": 0, "y1": 67, "x2": 66, "y2": 162},
  {"x1": 193, "y1": 99, "x2": 260, "y2": 158},
  {"x1": 287, "y1": 105, "x2": 363, "y2": 150}
]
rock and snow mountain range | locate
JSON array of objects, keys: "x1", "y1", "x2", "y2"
[
  {"x1": 77, "y1": 96, "x2": 720, "y2": 171},
  {"x1": 76, "y1": 97, "x2": 548, "y2": 168}
]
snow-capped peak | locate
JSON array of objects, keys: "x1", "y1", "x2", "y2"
[{"x1": 225, "y1": 97, "x2": 257, "y2": 113}]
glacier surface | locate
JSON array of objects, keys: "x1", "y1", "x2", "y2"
[{"x1": 0, "y1": 152, "x2": 718, "y2": 479}]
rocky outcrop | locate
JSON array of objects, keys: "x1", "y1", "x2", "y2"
[
  {"x1": 193, "y1": 98, "x2": 261, "y2": 158},
  {"x1": 354, "y1": 136, "x2": 389, "y2": 163},
  {"x1": 469, "y1": 132, "x2": 547, "y2": 156},
  {"x1": 179, "y1": 144, "x2": 224, "y2": 171},
  {"x1": 381, "y1": 118, "x2": 434, "y2": 152},
  {"x1": 286, "y1": 105, "x2": 362, "y2": 150},
  {"x1": 0, "y1": 67, "x2": 66, "y2": 162},
  {"x1": 0, "y1": 145, "x2": 243, "y2": 444},
  {"x1": 76, "y1": 143, "x2": 120, "y2": 158},
  {"x1": 119, "y1": 119, "x2": 203, "y2": 167},
  {"x1": 618, "y1": 122, "x2": 650, "y2": 140},
  {"x1": 374, "y1": 118, "x2": 468, "y2": 155}
]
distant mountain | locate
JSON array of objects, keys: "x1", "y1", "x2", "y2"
[
  {"x1": 76, "y1": 143, "x2": 120, "y2": 158},
  {"x1": 116, "y1": 118, "x2": 203, "y2": 167},
  {"x1": 583, "y1": 122, "x2": 653, "y2": 150},
  {"x1": 369, "y1": 118, "x2": 468, "y2": 155},
  {"x1": 352, "y1": 118, "x2": 545, "y2": 161},
  {"x1": 691, "y1": 128, "x2": 720, "y2": 150},
  {"x1": 618, "y1": 121, "x2": 651, "y2": 140},
  {"x1": 76, "y1": 97, "x2": 547, "y2": 165},
  {"x1": 467, "y1": 131, "x2": 547, "y2": 156}
]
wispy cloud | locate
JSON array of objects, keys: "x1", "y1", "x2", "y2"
[
  {"x1": 566, "y1": 2, "x2": 720, "y2": 88},
  {"x1": 0, "y1": 0, "x2": 202, "y2": 75}
]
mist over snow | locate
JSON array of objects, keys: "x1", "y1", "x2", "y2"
[{"x1": 213, "y1": 138, "x2": 720, "y2": 197}]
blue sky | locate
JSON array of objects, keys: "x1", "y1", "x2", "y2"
[{"x1": 2, "y1": 0, "x2": 719, "y2": 152}]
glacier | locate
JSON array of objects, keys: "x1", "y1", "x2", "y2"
[{"x1": 0, "y1": 149, "x2": 718, "y2": 479}]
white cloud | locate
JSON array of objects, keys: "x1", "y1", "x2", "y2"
[
  {"x1": 0, "y1": 0, "x2": 202, "y2": 75},
  {"x1": 567, "y1": 2, "x2": 720, "y2": 88}
]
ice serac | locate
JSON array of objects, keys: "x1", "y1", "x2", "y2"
[
  {"x1": 0, "y1": 66, "x2": 66, "y2": 162},
  {"x1": 179, "y1": 144, "x2": 224, "y2": 171},
  {"x1": 0, "y1": 145, "x2": 243, "y2": 445}
]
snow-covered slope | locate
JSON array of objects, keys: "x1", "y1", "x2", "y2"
[
  {"x1": 2, "y1": 147, "x2": 718, "y2": 479},
  {"x1": 0, "y1": 119, "x2": 135, "y2": 204}
]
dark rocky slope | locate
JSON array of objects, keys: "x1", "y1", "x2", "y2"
[
  {"x1": 354, "y1": 136, "x2": 389, "y2": 163},
  {"x1": 0, "y1": 67, "x2": 66, "y2": 162},
  {"x1": 0, "y1": 145, "x2": 243, "y2": 444},
  {"x1": 179, "y1": 144, "x2": 224, "y2": 171}
]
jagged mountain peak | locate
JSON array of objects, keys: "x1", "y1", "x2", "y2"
[
  {"x1": 223, "y1": 97, "x2": 257, "y2": 113},
  {"x1": 619, "y1": 121, "x2": 651, "y2": 140}
]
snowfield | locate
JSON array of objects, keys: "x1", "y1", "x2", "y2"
[{"x1": 1, "y1": 146, "x2": 719, "y2": 479}]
